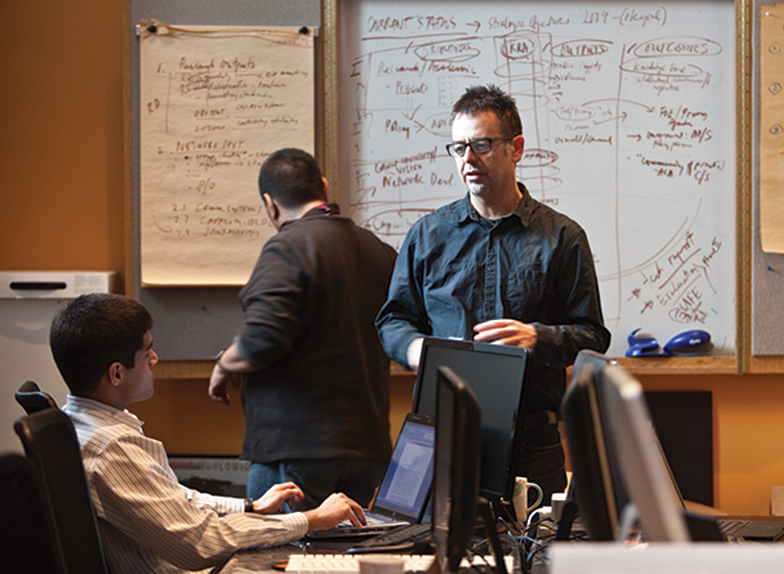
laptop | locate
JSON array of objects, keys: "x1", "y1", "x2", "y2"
[
  {"x1": 629, "y1": 390, "x2": 784, "y2": 541},
  {"x1": 659, "y1": 438, "x2": 784, "y2": 542},
  {"x1": 601, "y1": 361, "x2": 784, "y2": 543},
  {"x1": 307, "y1": 412, "x2": 435, "y2": 539}
]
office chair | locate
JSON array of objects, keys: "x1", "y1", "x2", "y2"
[
  {"x1": 15, "y1": 380, "x2": 58, "y2": 414},
  {"x1": 0, "y1": 452, "x2": 67, "y2": 574},
  {"x1": 14, "y1": 408, "x2": 110, "y2": 574}
]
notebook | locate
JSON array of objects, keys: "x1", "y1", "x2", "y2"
[
  {"x1": 653, "y1": 415, "x2": 784, "y2": 542},
  {"x1": 307, "y1": 412, "x2": 435, "y2": 539}
]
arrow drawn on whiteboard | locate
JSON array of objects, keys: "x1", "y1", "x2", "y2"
[
  {"x1": 594, "y1": 111, "x2": 628, "y2": 125},
  {"x1": 412, "y1": 120, "x2": 427, "y2": 134},
  {"x1": 402, "y1": 104, "x2": 422, "y2": 121},
  {"x1": 466, "y1": 20, "x2": 481, "y2": 33},
  {"x1": 583, "y1": 98, "x2": 655, "y2": 113}
]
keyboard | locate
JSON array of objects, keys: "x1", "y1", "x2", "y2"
[
  {"x1": 717, "y1": 518, "x2": 784, "y2": 542},
  {"x1": 285, "y1": 553, "x2": 434, "y2": 573},
  {"x1": 349, "y1": 523, "x2": 431, "y2": 550},
  {"x1": 285, "y1": 553, "x2": 515, "y2": 573},
  {"x1": 307, "y1": 514, "x2": 409, "y2": 540},
  {"x1": 336, "y1": 511, "x2": 404, "y2": 528},
  {"x1": 365, "y1": 512, "x2": 403, "y2": 526}
]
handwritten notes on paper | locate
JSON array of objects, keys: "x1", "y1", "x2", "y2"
[
  {"x1": 338, "y1": 1, "x2": 736, "y2": 357},
  {"x1": 760, "y1": 5, "x2": 784, "y2": 253},
  {"x1": 139, "y1": 25, "x2": 314, "y2": 286}
]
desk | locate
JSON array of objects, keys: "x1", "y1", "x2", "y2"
[
  {"x1": 218, "y1": 544, "x2": 299, "y2": 574},
  {"x1": 217, "y1": 539, "x2": 427, "y2": 574},
  {"x1": 548, "y1": 543, "x2": 784, "y2": 574},
  {"x1": 217, "y1": 544, "x2": 439, "y2": 574},
  {"x1": 216, "y1": 540, "x2": 519, "y2": 574}
]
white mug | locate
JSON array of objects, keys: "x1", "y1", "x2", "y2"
[{"x1": 513, "y1": 476, "x2": 543, "y2": 526}]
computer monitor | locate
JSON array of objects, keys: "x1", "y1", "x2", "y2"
[
  {"x1": 432, "y1": 366, "x2": 482, "y2": 574},
  {"x1": 574, "y1": 353, "x2": 630, "y2": 525},
  {"x1": 560, "y1": 360, "x2": 619, "y2": 540},
  {"x1": 595, "y1": 363, "x2": 691, "y2": 542},
  {"x1": 413, "y1": 337, "x2": 529, "y2": 512}
]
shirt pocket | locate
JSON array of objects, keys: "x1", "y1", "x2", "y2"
[
  {"x1": 424, "y1": 259, "x2": 473, "y2": 312},
  {"x1": 506, "y1": 266, "x2": 548, "y2": 317}
]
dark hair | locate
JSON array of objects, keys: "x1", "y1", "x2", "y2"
[
  {"x1": 50, "y1": 293, "x2": 153, "y2": 395},
  {"x1": 450, "y1": 84, "x2": 523, "y2": 138},
  {"x1": 257, "y1": 148, "x2": 325, "y2": 209}
]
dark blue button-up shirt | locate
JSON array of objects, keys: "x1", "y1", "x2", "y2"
[{"x1": 375, "y1": 184, "x2": 611, "y2": 413}]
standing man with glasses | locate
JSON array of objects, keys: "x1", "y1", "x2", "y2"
[{"x1": 375, "y1": 84, "x2": 611, "y2": 504}]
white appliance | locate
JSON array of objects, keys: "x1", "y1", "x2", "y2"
[{"x1": 0, "y1": 271, "x2": 119, "y2": 453}]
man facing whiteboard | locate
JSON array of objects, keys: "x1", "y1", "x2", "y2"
[
  {"x1": 208, "y1": 149, "x2": 397, "y2": 509},
  {"x1": 375, "y1": 85, "x2": 611, "y2": 504}
]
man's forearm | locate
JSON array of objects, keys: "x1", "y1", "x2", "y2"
[{"x1": 217, "y1": 343, "x2": 255, "y2": 373}]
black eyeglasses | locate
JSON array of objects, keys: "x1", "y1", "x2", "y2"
[{"x1": 445, "y1": 136, "x2": 514, "y2": 158}]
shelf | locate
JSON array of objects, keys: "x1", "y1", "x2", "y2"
[{"x1": 153, "y1": 355, "x2": 739, "y2": 380}]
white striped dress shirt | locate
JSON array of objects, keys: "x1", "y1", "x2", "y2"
[{"x1": 63, "y1": 396, "x2": 308, "y2": 574}]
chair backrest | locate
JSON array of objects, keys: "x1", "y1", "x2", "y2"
[
  {"x1": 15, "y1": 380, "x2": 59, "y2": 414},
  {"x1": 0, "y1": 452, "x2": 67, "y2": 574},
  {"x1": 14, "y1": 408, "x2": 109, "y2": 574}
]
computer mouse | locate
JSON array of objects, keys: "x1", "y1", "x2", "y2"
[{"x1": 663, "y1": 330, "x2": 713, "y2": 356}]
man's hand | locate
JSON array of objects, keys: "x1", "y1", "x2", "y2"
[
  {"x1": 207, "y1": 365, "x2": 242, "y2": 406},
  {"x1": 473, "y1": 319, "x2": 537, "y2": 348},
  {"x1": 406, "y1": 337, "x2": 425, "y2": 372},
  {"x1": 302, "y1": 493, "x2": 367, "y2": 532},
  {"x1": 251, "y1": 482, "x2": 304, "y2": 514},
  {"x1": 207, "y1": 344, "x2": 253, "y2": 405}
]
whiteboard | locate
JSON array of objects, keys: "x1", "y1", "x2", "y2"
[
  {"x1": 139, "y1": 26, "x2": 315, "y2": 287},
  {"x1": 337, "y1": 0, "x2": 736, "y2": 358},
  {"x1": 129, "y1": 0, "x2": 321, "y2": 359}
]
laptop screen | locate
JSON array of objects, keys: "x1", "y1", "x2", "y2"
[
  {"x1": 412, "y1": 337, "x2": 529, "y2": 504},
  {"x1": 372, "y1": 413, "x2": 435, "y2": 522}
]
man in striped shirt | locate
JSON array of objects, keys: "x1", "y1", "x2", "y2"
[{"x1": 50, "y1": 293, "x2": 366, "y2": 574}]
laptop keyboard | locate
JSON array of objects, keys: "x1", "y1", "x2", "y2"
[
  {"x1": 364, "y1": 512, "x2": 399, "y2": 526},
  {"x1": 717, "y1": 519, "x2": 784, "y2": 542},
  {"x1": 718, "y1": 519, "x2": 749, "y2": 540},
  {"x1": 335, "y1": 512, "x2": 400, "y2": 528}
]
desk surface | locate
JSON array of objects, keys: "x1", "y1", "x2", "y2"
[
  {"x1": 218, "y1": 544, "x2": 297, "y2": 574},
  {"x1": 217, "y1": 540, "x2": 417, "y2": 574},
  {"x1": 217, "y1": 544, "x2": 440, "y2": 574},
  {"x1": 216, "y1": 541, "x2": 519, "y2": 574}
]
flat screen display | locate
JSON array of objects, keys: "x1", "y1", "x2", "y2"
[
  {"x1": 413, "y1": 337, "x2": 529, "y2": 504},
  {"x1": 433, "y1": 366, "x2": 481, "y2": 574}
]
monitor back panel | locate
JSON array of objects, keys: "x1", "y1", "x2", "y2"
[{"x1": 412, "y1": 337, "x2": 529, "y2": 503}]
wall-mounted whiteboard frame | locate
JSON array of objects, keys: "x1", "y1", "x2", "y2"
[
  {"x1": 126, "y1": 0, "x2": 760, "y2": 376},
  {"x1": 322, "y1": 0, "x2": 751, "y2": 373},
  {"x1": 127, "y1": 0, "x2": 323, "y2": 367},
  {"x1": 748, "y1": 0, "x2": 784, "y2": 373},
  {"x1": 137, "y1": 24, "x2": 317, "y2": 288}
]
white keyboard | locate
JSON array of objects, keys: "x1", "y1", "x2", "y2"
[
  {"x1": 286, "y1": 554, "x2": 434, "y2": 573},
  {"x1": 285, "y1": 553, "x2": 515, "y2": 573}
]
